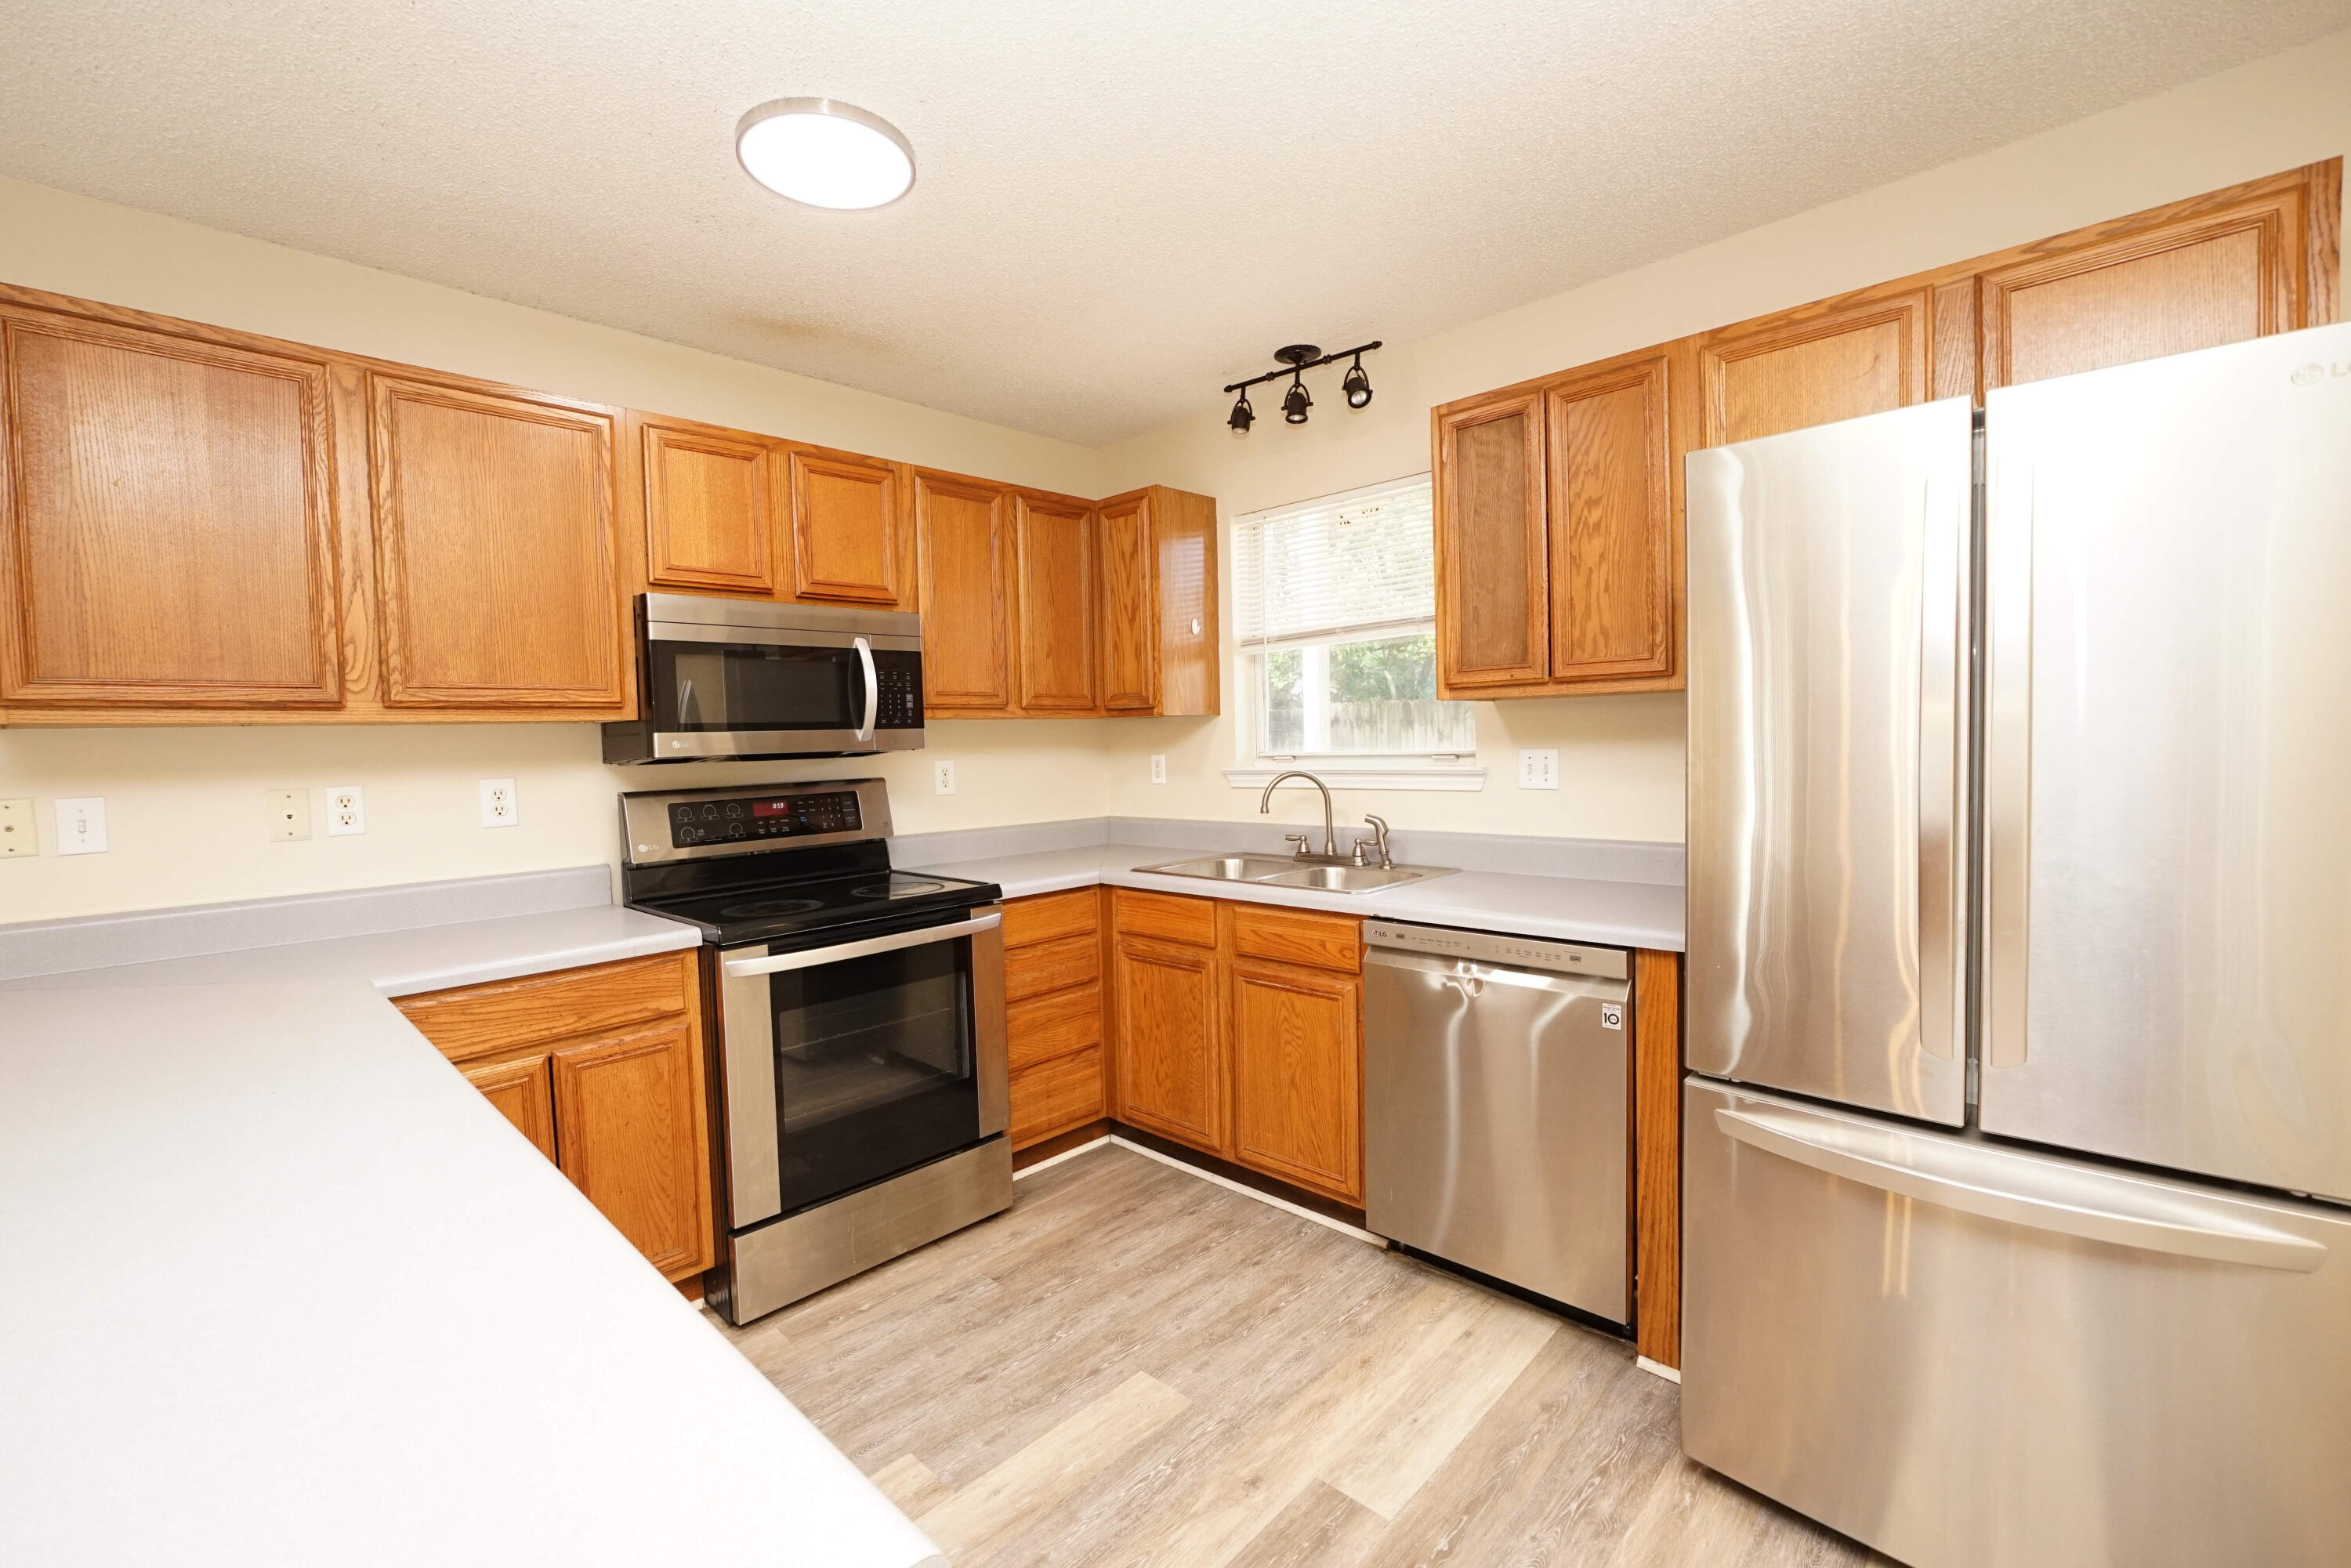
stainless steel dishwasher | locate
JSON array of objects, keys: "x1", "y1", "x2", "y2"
[{"x1": 1364, "y1": 920, "x2": 1630, "y2": 1324}]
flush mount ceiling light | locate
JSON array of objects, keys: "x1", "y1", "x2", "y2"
[
  {"x1": 1223, "y1": 341, "x2": 1381, "y2": 432},
  {"x1": 735, "y1": 97, "x2": 915, "y2": 210}
]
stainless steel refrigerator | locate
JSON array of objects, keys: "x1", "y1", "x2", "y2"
[{"x1": 1682, "y1": 321, "x2": 2351, "y2": 1568}]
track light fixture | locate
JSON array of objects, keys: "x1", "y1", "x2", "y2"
[{"x1": 1222, "y1": 340, "x2": 1381, "y2": 432}]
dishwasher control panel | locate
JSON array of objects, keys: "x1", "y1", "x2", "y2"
[{"x1": 1363, "y1": 919, "x2": 1629, "y2": 980}]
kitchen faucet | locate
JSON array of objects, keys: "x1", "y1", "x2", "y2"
[{"x1": 1259, "y1": 770, "x2": 1339, "y2": 860}]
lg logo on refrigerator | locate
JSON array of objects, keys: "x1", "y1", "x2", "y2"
[{"x1": 2290, "y1": 361, "x2": 2349, "y2": 386}]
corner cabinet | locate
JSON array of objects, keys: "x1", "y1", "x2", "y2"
[
  {"x1": 1436, "y1": 344, "x2": 1688, "y2": 698},
  {"x1": 393, "y1": 950, "x2": 715, "y2": 1284}
]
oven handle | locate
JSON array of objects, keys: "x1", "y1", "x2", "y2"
[
  {"x1": 853, "y1": 636, "x2": 878, "y2": 741},
  {"x1": 722, "y1": 912, "x2": 1001, "y2": 977}
]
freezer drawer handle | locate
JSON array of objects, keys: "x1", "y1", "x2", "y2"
[{"x1": 1714, "y1": 1107, "x2": 2327, "y2": 1273}]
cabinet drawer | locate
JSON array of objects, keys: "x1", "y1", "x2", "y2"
[
  {"x1": 1113, "y1": 888, "x2": 1216, "y2": 947},
  {"x1": 395, "y1": 952, "x2": 691, "y2": 1063},
  {"x1": 1008, "y1": 981, "x2": 1103, "y2": 1072},
  {"x1": 1229, "y1": 902, "x2": 1361, "y2": 973},
  {"x1": 1007, "y1": 931, "x2": 1101, "y2": 1002},
  {"x1": 1002, "y1": 887, "x2": 1100, "y2": 948},
  {"x1": 1010, "y1": 1045, "x2": 1105, "y2": 1150}
]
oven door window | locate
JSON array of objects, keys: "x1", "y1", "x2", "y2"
[
  {"x1": 768, "y1": 934, "x2": 978, "y2": 1213},
  {"x1": 650, "y1": 640, "x2": 860, "y2": 733}
]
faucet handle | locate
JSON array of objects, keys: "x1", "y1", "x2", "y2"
[{"x1": 1284, "y1": 833, "x2": 1313, "y2": 859}]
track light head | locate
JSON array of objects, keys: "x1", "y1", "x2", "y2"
[
  {"x1": 1282, "y1": 373, "x2": 1312, "y2": 425},
  {"x1": 1342, "y1": 356, "x2": 1372, "y2": 410},
  {"x1": 1228, "y1": 390, "x2": 1255, "y2": 432}
]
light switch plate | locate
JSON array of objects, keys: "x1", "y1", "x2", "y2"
[
  {"x1": 933, "y1": 760, "x2": 957, "y2": 796},
  {"x1": 55, "y1": 796, "x2": 108, "y2": 855},
  {"x1": 1517, "y1": 749, "x2": 1560, "y2": 790},
  {"x1": 1150, "y1": 754, "x2": 1168, "y2": 784},
  {"x1": 325, "y1": 785, "x2": 365, "y2": 836},
  {"x1": 268, "y1": 788, "x2": 311, "y2": 842},
  {"x1": 480, "y1": 778, "x2": 518, "y2": 827},
  {"x1": 0, "y1": 798, "x2": 34, "y2": 856}
]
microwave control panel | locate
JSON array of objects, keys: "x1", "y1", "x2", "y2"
[
  {"x1": 873, "y1": 650, "x2": 922, "y2": 729},
  {"x1": 667, "y1": 790, "x2": 863, "y2": 847}
]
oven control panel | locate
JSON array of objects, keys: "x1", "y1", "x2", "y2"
[{"x1": 667, "y1": 790, "x2": 864, "y2": 847}]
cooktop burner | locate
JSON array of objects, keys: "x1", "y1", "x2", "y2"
[
  {"x1": 719, "y1": 897, "x2": 827, "y2": 918},
  {"x1": 853, "y1": 878, "x2": 950, "y2": 900}
]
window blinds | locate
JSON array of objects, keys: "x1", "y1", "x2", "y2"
[{"x1": 1232, "y1": 476, "x2": 1436, "y2": 653}]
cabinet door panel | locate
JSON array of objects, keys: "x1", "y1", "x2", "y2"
[
  {"x1": 1016, "y1": 496, "x2": 1098, "y2": 711},
  {"x1": 1008, "y1": 980, "x2": 1103, "y2": 1071},
  {"x1": 1010, "y1": 1045, "x2": 1105, "y2": 1150},
  {"x1": 915, "y1": 471, "x2": 1015, "y2": 711},
  {"x1": 0, "y1": 312, "x2": 342, "y2": 707},
  {"x1": 461, "y1": 1052, "x2": 558, "y2": 1162},
  {"x1": 1098, "y1": 495, "x2": 1156, "y2": 711},
  {"x1": 369, "y1": 374, "x2": 621, "y2": 708},
  {"x1": 1980, "y1": 186, "x2": 2321, "y2": 390},
  {"x1": 551, "y1": 1021, "x2": 710, "y2": 1279},
  {"x1": 643, "y1": 419, "x2": 773, "y2": 593},
  {"x1": 788, "y1": 449, "x2": 900, "y2": 605},
  {"x1": 1436, "y1": 393, "x2": 1548, "y2": 690},
  {"x1": 1112, "y1": 936, "x2": 1223, "y2": 1153},
  {"x1": 1228, "y1": 958, "x2": 1362, "y2": 1203},
  {"x1": 1698, "y1": 288, "x2": 1934, "y2": 447},
  {"x1": 1546, "y1": 357, "x2": 1675, "y2": 683}
]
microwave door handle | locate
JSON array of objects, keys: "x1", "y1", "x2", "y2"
[
  {"x1": 721, "y1": 912, "x2": 1002, "y2": 977},
  {"x1": 853, "y1": 636, "x2": 878, "y2": 741}
]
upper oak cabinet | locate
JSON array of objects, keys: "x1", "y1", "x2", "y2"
[
  {"x1": 368, "y1": 371, "x2": 625, "y2": 710},
  {"x1": 1433, "y1": 158, "x2": 2338, "y2": 701},
  {"x1": 914, "y1": 469, "x2": 1019, "y2": 712},
  {"x1": 1097, "y1": 485, "x2": 1219, "y2": 718},
  {"x1": 1014, "y1": 494, "x2": 1099, "y2": 712},
  {"x1": 0, "y1": 303, "x2": 345, "y2": 710},
  {"x1": 638, "y1": 413, "x2": 776, "y2": 596},
  {"x1": 788, "y1": 446, "x2": 905, "y2": 607}
]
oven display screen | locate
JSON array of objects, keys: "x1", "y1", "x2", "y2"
[{"x1": 668, "y1": 791, "x2": 862, "y2": 847}]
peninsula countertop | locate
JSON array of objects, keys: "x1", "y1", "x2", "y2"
[{"x1": 903, "y1": 842, "x2": 1686, "y2": 952}]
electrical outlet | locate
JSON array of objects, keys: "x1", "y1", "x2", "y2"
[
  {"x1": 325, "y1": 785, "x2": 365, "y2": 836},
  {"x1": 1517, "y1": 748, "x2": 1560, "y2": 790},
  {"x1": 267, "y1": 788, "x2": 311, "y2": 842},
  {"x1": 933, "y1": 760, "x2": 957, "y2": 796},
  {"x1": 480, "y1": 778, "x2": 518, "y2": 828},
  {"x1": 1150, "y1": 754, "x2": 1168, "y2": 784},
  {"x1": 56, "y1": 797, "x2": 108, "y2": 856},
  {"x1": 0, "y1": 798, "x2": 35, "y2": 856}
]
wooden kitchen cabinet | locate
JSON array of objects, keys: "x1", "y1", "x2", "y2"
[
  {"x1": 1096, "y1": 485, "x2": 1219, "y2": 717},
  {"x1": 1004, "y1": 889, "x2": 1109, "y2": 1151},
  {"x1": 1223, "y1": 903, "x2": 1364, "y2": 1204},
  {"x1": 1110, "y1": 890, "x2": 1225, "y2": 1153},
  {"x1": 1434, "y1": 390, "x2": 1548, "y2": 691},
  {"x1": 393, "y1": 950, "x2": 713, "y2": 1284},
  {"x1": 0, "y1": 303, "x2": 346, "y2": 710},
  {"x1": 787, "y1": 445, "x2": 906, "y2": 607},
  {"x1": 914, "y1": 468, "x2": 1018, "y2": 712},
  {"x1": 1694, "y1": 280, "x2": 1960, "y2": 447},
  {"x1": 1014, "y1": 494, "x2": 1099, "y2": 712},
  {"x1": 638, "y1": 413, "x2": 777, "y2": 596},
  {"x1": 368, "y1": 371, "x2": 625, "y2": 709}
]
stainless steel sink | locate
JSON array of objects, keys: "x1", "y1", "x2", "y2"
[
  {"x1": 1139, "y1": 854, "x2": 1300, "y2": 882},
  {"x1": 1135, "y1": 855, "x2": 1457, "y2": 895},
  {"x1": 1260, "y1": 864, "x2": 1434, "y2": 893}
]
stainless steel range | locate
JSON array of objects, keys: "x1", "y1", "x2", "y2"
[{"x1": 619, "y1": 779, "x2": 1012, "y2": 1325}]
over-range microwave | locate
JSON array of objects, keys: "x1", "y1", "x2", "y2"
[{"x1": 602, "y1": 592, "x2": 925, "y2": 764}]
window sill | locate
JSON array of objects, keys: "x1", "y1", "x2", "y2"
[{"x1": 1223, "y1": 764, "x2": 1487, "y2": 792}]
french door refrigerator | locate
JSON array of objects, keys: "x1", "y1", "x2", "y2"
[{"x1": 1682, "y1": 321, "x2": 2351, "y2": 1568}]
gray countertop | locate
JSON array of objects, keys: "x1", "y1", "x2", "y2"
[{"x1": 907, "y1": 842, "x2": 1687, "y2": 952}]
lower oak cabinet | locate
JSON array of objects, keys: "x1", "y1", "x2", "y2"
[
  {"x1": 393, "y1": 950, "x2": 714, "y2": 1282},
  {"x1": 1003, "y1": 888, "x2": 1109, "y2": 1149}
]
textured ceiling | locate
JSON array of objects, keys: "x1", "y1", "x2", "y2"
[{"x1": 2, "y1": 2, "x2": 2343, "y2": 445}]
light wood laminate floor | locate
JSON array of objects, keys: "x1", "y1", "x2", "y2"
[{"x1": 715, "y1": 1145, "x2": 1887, "y2": 1567}]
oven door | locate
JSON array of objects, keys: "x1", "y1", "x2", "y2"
[{"x1": 718, "y1": 907, "x2": 1006, "y2": 1227}]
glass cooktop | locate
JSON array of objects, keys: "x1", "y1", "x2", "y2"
[{"x1": 636, "y1": 869, "x2": 998, "y2": 947}]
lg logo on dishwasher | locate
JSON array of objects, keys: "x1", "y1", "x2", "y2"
[{"x1": 2291, "y1": 361, "x2": 2348, "y2": 386}]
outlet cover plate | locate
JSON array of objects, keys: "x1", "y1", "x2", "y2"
[
  {"x1": 56, "y1": 796, "x2": 108, "y2": 855},
  {"x1": 0, "y1": 798, "x2": 34, "y2": 856},
  {"x1": 933, "y1": 760, "x2": 956, "y2": 796},
  {"x1": 325, "y1": 785, "x2": 365, "y2": 836},
  {"x1": 1150, "y1": 754, "x2": 1168, "y2": 784},
  {"x1": 480, "y1": 778, "x2": 518, "y2": 827}
]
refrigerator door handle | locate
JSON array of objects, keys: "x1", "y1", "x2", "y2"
[
  {"x1": 1983, "y1": 458, "x2": 2033, "y2": 1067},
  {"x1": 1714, "y1": 1106, "x2": 2327, "y2": 1273},
  {"x1": 1917, "y1": 473, "x2": 1965, "y2": 1063}
]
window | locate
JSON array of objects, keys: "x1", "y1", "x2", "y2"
[{"x1": 1231, "y1": 476, "x2": 1478, "y2": 785}]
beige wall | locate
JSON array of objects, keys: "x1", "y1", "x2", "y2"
[
  {"x1": 1094, "y1": 27, "x2": 2351, "y2": 848},
  {"x1": 4, "y1": 29, "x2": 2348, "y2": 920}
]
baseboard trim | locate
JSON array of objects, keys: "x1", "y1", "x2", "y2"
[
  {"x1": 1636, "y1": 1354, "x2": 1682, "y2": 1382},
  {"x1": 1012, "y1": 1134, "x2": 1112, "y2": 1179},
  {"x1": 1108, "y1": 1136, "x2": 1386, "y2": 1247}
]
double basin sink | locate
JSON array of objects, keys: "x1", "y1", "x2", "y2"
[{"x1": 1135, "y1": 854, "x2": 1457, "y2": 895}]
